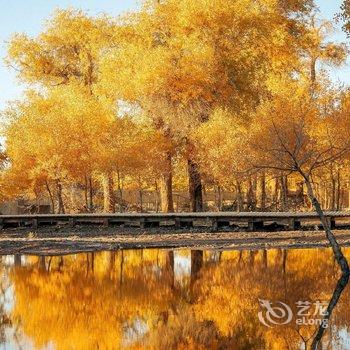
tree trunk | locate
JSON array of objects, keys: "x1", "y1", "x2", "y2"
[
  {"x1": 311, "y1": 271, "x2": 349, "y2": 349},
  {"x1": 216, "y1": 184, "x2": 223, "y2": 211},
  {"x1": 154, "y1": 182, "x2": 160, "y2": 212},
  {"x1": 191, "y1": 250, "x2": 203, "y2": 285},
  {"x1": 273, "y1": 177, "x2": 279, "y2": 210},
  {"x1": 238, "y1": 250, "x2": 243, "y2": 265},
  {"x1": 262, "y1": 250, "x2": 268, "y2": 269},
  {"x1": 330, "y1": 169, "x2": 336, "y2": 211},
  {"x1": 280, "y1": 175, "x2": 288, "y2": 211},
  {"x1": 14, "y1": 255, "x2": 21, "y2": 267},
  {"x1": 45, "y1": 181, "x2": 55, "y2": 214},
  {"x1": 56, "y1": 180, "x2": 65, "y2": 214},
  {"x1": 247, "y1": 176, "x2": 256, "y2": 210},
  {"x1": 249, "y1": 251, "x2": 258, "y2": 267},
  {"x1": 188, "y1": 159, "x2": 203, "y2": 212},
  {"x1": 159, "y1": 152, "x2": 174, "y2": 213},
  {"x1": 337, "y1": 170, "x2": 341, "y2": 211},
  {"x1": 84, "y1": 175, "x2": 89, "y2": 212},
  {"x1": 107, "y1": 252, "x2": 115, "y2": 278},
  {"x1": 38, "y1": 256, "x2": 46, "y2": 271},
  {"x1": 116, "y1": 170, "x2": 123, "y2": 212},
  {"x1": 259, "y1": 172, "x2": 266, "y2": 211},
  {"x1": 89, "y1": 176, "x2": 94, "y2": 212},
  {"x1": 282, "y1": 249, "x2": 287, "y2": 275},
  {"x1": 139, "y1": 189, "x2": 143, "y2": 212},
  {"x1": 236, "y1": 180, "x2": 243, "y2": 212},
  {"x1": 159, "y1": 170, "x2": 174, "y2": 213},
  {"x1": 102, "y1": 173, "x2": 115, "y2": 213},
  {"x1": 166, "y1": 251, "x2": 175, "y2": 288},
  {"x1": 303, "y1": 177, "x2": 349, "y2": 273},
  {"x1": 202, "y1": 184, "x2": 207, "y2": 206}
]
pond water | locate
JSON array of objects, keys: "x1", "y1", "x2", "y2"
[{"x1": 0, "y1": 247, "x2": 349, "y2": 349}]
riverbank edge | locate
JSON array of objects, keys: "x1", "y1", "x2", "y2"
[{"x1": 1, "y1": 227, "x2": 350, "y2": 255}]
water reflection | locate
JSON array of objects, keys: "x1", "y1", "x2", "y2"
[{"x1": 0, "y1": 248, "x2": 347, "y2": 349}]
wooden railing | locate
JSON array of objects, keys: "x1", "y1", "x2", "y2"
[{"x1": 0, "y1": 211, "x2": 349, "y2": 231}]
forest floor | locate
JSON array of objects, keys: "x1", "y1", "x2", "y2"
[{"x1": 1, "y1": 226, "x2": 350, "y2": 255}]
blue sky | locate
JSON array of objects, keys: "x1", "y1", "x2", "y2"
[{"x1": 0, "y1": 0, "x2": 348, "y2": 110}]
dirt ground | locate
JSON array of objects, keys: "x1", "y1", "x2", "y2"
[{"x1": 0, "y1": 225, "x2": 350, "y2": 255}]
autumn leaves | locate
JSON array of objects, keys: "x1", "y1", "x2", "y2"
[{"x1": 2, "y1": 1, "x2": 350, "y2": 214}]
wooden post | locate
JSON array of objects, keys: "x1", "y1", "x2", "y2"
[
  {"x1": 288, "y1": 218, "x2": 295, "y2": 230},
  {"x1": 211, "y1": 217, "x2": 218, "y2": 231},
  {"x1": 69, "y1": 217, "x2": 75, "y2": 228},
  {"x1": 32, "y1": 218, "x2": 38, "y2": 229},
  {"x1": 248, "y1": 220, "x2": 264, "y2": 231},
  {"x1": 175, "y1": 218, "x2": 181, "y2": 229},
  {"x1": 331, "y1": 218, "x2": 336, "y2": 229},
  {"x1": 248, "y1": 220, "x2": 254, "y2": 231},
  {"x1": 103, "y1": 218, "x2": 109, "y2": 228},
  {"x1": 139, "y1": 219, "x2": 145, "y2": 229},
  {"x1": 326, "y1": 217, "x2": 336, "y2": 229}
]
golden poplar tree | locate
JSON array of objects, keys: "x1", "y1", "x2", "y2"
[
  {"x1": 101, "y1": 0, "x2": 315, "y2": 211},
  {"x1": 6, "y1": 9, "x2": 121, "y2": 212}
]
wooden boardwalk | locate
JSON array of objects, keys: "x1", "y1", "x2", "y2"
[{"x1": 0, "y1": 211, "x2": 349, "y2": 231}]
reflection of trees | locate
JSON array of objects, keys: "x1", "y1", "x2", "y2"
[
  {"x1": 191, "y1": 250, "x2": 203, "y2": 283},
  {"x1": 146, "y1": 250, "x2": 241, "y2": 349},
  {"x1": 191, "y1": 249, "x2": 350, "y2": 349},
  {"x1": 10, "y1": 250, "x2": 177, "y2": 349},
  {"x1": 8, "y1": 248, "x2": 350, "y2": 349},
  {"x1": 0, "y1": 257, "x2": 13, "y2": 346},
  {"x1": 311, "y1": 270, "x2": 349, "y2": 349},
  {"x1": 147, "y1": 248, "x2": 350, "y2": 349}
]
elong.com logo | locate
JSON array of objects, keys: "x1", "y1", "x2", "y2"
[{"x1": 258, "y1": 299, "x2": 329, "y2": 328}]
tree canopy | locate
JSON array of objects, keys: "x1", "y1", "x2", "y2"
[{"x1": 1, "y1": 2, "x2": 350, "y2": 214}]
